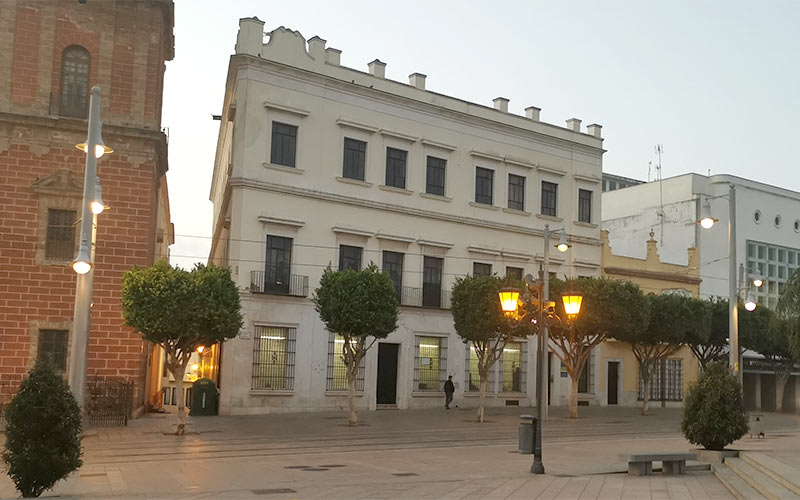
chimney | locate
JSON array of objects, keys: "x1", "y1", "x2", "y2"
[
  {"x1": 409, "y1": 73, "x2": 426, "y2": 90},
  {"x1": 525, "y1": 106, "x2": 541, "y2": 121},
  {"x1": 587, "y1": 123, "x2": 603, "y2": 138},
  {"x1": 307, "y1": 36, "x2": 326, "y2": 60},
  {"x1": 368, "y1": 59, "x2": 386, "y2": 79},
  {"x1": 235, "y1": 17, "x2": 265, "y2": 57},
  {"x1": 325, "y1": 47, "x2": 341, "y2": 66},
  {"x1": 566, "y1": 118, "x2": 581, "y2": 132},
  {"x1": 493, "y1": 97, "x2": 509, "y2": 113}
]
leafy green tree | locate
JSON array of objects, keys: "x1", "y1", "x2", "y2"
[
  {"x1": 122, "y1": 261, "x2": 242, "y2": 434},
  {"x1": 741, "y1": 306, "x2": 796, "y2": 412},
  {"x1": 681, "y1": 361, "x2": 748, "y2": 450},
  {"x1": 777, "y1": 269, "x2": 800, "y2": 401},
  {"x1": 550, "y1": 277, "x2": 649, "y2": 418},
  {"x1": 683, "y1": 297, "x2": 728, "y2": 369},
  {"x1": 313, "y1": 264, "x2": 399, "y2": 425},
  {"x1": 3, "y1": 361, "x2": 82, "y2": 498}
]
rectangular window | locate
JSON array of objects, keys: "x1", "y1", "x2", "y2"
[
  {"x1": 501, "y1": 341, "x2": 526, "y2": 393},
  {"x1": 466, "y1": 342, "x2": 495, "y2": 392},
  {"x1": 425, "y1": 156, "x2": 446, "y2": 196},
  {"x1": 45, "y1": 209, "x2": 76, "y2": 260},
  {"x1": 385, "y1": 147, "x2": 407, "y2": 189},
  {"x1": 578, "y1": 189, "x2": 593, "y2": 223},
  {"x1": 38, "y1": 330, "x2": 68, "y2": 373},
  {"x1": 506, "y1": 266, "x2": 524, "y2": 280},
  {"x1": 265, "y1": 235, "x2": 292, "y2": 294},
  {"x1": 326, "y1": 333, "x2": 365, "y2": 391},
  {"x1": 638, "y1": 359, "x2": 683, "y2": 401},
  {"x1": 475, "y1": 167, "x2": 494, "y2": 205},
  {"x1": 270, "y1": 122, "x2": 297, "y2": 168},
  {"x1": 343, "y1": 138, "x2": 367, "y2": 181},
  {"x1": 339, "y1": 245, "x2": 362, "y2": 271},
  {"x1": 541, "y1": 181, "x2": 558, "y2": 217},
  {"x1": 382, "y1": 251, "x2": 404, "y2": 297},
  {"x1": 414, "y1": 336, "x2": 447, "y2": 392},
  {"x1": 422, "y1": 256, "x2": 443, "y2": 308},
  {"x1": 578, "y1": 357, "x2": 591, "y2": 393},
  {"x1": 252, "y1": 326, "x2": 296, "y2": 390},
  {"x1": 473, "y1": 262, "x2": 492, "y2": 276},
  {"x1": 508, "y1": 174, "x2": 525, "y2": 211}
]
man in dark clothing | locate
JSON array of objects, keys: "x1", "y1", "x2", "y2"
[{"x1": 444, "y1": 375, "x2": 455, "y2": 409}]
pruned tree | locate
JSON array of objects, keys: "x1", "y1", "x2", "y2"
[
  {"x1": 684, "y1": 297, "x2": 728, "y2": 369},
  {"x1": 741, "y1": 305, "x2": 796, "y2": 412},
  {"x1": 121, "y1": 261, "x2": 242, "y2": 434},
  {"x1": 313, "y1": 264, "x2": 398, "y2": 425}
]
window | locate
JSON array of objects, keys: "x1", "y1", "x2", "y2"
[
  {"x1": 506, "y1": 267, "x2": 524, "y2": 280},
  {"x1": 45, "y1": 209, "x2": 76, "y2": 260},
  {"x1": 327, "y1": 333, "x2": 365, "y2": 391},
  {"x1": 264, "y1": 236, "x2": 292, "y2": 294},
  {"x1": 422, "y1": 256, "x2": 443, "y2": 308},
  {"x1": 541, "y1": 181, "x2": 558, "y2": 217},
  {"x1": 270, "y1": 122, "x2": 297, "y2": 168},
  {"x1": 425, "y1": 156, "x2": 446, "y2": 196},
  {"x1": 252, "y1": 326, "x2": 296, "y2": 390},
  {"x1": 475, "y1": 167, "x2": 494, "y2": 205},
  {"x1": 501, "y1": 341, "x2": 526, "y2": 393},
  {"x1": 60, "y1": 46, "x2": 90, "y2": 118},
  {"x1": 466, "y1": 342, "x2": 495, "y2": 392},
  {"x1": 38, "y1": 330, "x2": 68, "y2": 373},
  {"x1": 578, "y1": 189, "x2": 592, "y2": 223},
  {"x1": 385, "y1": 147, "x2": 407, "y2": 189},
  {"x1": 473, "y1": 262, "x2": 492, "y2": 276},
  {"x1": 414, "y1": 336, "x2": 447, "y2": 392},
  {"x1": 747, "y1": 239, "x2": 799, "y2": 310},
  {"x1": 343, "y1": 138, "x2": 367, "y2": 181},
  {"x1": 638, "y1": 359, "x2": 683, "y2": 401},
  {"x1": 577, "y1": 356, "x2": 592, "y2": 393},
  {"x1": 382, "y1": 251, "x2": 403, "y2": 297},
  {"x1": 339, "y1": 245, "x2": 362, "y2": 271},
  {"x1": 508, "y1": 174, "x2": 525, "y2": 211}
]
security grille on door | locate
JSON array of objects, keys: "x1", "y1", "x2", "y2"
[{"x1": 638, "y1": 359, "x2": 683, "y2": 401}]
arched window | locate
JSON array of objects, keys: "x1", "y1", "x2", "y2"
[{"x1": 60, "y1": 45, "x2": 90, "y2": 118}]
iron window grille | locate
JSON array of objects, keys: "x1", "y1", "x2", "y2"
[
  {"x1": 425, "y1": 156, "x2": 446, "y2": 196},
  {"x1": 264, "y1": 235, "x2": 292, "y2": 294},
  {"x1": 252, "y1": 326, "x2": 296, "y2": 391},
  {"x1": 475, "y1": 167, "x2": 494, "y2": 205},
  {"x1": 60, "y1": 46, "x2": 90, "y2": 118},
  {"x1": 270, "y1": 122, "x2": 297, "y2": 168},
  {"x1": 38, "y1": 330, "x2": 68, "y2": 373},
  {"x1": 500, "y1": 341, "x2": 527, "y2": 393},
  {"x1": 541, "y1": 181, "x2": 558, "y2": 217},
  {"x1": 508, "y1": 174, "x2": 526, "y2": 211},
  {"x1": 339, "y1": 245, "x2": 363, "y2": 271},
  {"x1": 326, "y1": 332, "x2": 365, "y2": 391},
  {"x1": 506, "y1": 267, "x2": 523, "y2": 280},
  {"x1": 473, "y1": 262, "x2": 492, "y2": 276},
  {"x1": 45, "y1": 209, "x2": 76, "y2": 260},
  {"x1": 382, "y1": 251, "x2": 404, "y2": 297},
  {"x1": 577, "y1": 353, "x2": 595, "y2": 394},
  {"x1": 422, "y1": 256, "x2": 444, "y2": 308},
  {"x1": 578, "y1": 189, "x2": 593, "y2": 223},
  {"x1": 466, "y1": 342, "x2": 496, "y2": 392},
  {"x1": 414, "y1": 336, "x2": 447, "y2": 392},
  {"x1": 343, "y1": 138, "x2": 367, "y2": 181},
  {"x1": 385, "y1": 147, "x2": 407, "y2": 189},
  {"x1": 638, "y1": 359, "x2": 683, "y2": 401}
]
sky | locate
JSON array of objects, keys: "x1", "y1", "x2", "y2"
[{"x1": 161, "y1": 0, "x2": 800, "y2": 270}]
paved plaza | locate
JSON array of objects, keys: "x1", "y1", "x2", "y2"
[{"x1": 2, "y1": 406, "x2": 799, "y2": 499}]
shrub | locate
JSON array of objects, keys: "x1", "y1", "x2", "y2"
[
  {"x1": 3, "y1": 361, "x2": 83, "y2": 498},
  {"x1": 681, "y1": 361, "x2": 748, "y2": 451}
]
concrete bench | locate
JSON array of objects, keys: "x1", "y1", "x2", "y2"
[{"x1": 628, "y1": 452, "x2": 698, "y2": 475}]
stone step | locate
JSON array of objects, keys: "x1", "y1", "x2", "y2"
[
  {"x1": 713, "y1": 464, "x2": 768, "y2": 500},
  {"x1": 741, "y1": 452, "x2": 800, "y2": 496},
  {"x1": 725, "y1": 458, "x2": 799, "y2": 500}
]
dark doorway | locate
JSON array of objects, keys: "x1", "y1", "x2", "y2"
[
  {"x1": 608, "y1": 361, "x2": 619, "y2": 405},
  {"x1": 377, "y1": 343, "x2": 399, "y2": 405}
]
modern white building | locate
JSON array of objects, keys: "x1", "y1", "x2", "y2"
[
  {"x1": 603, "y1": 173, "x2": 800, "y2": 411},
  {"x1": 207, "y1": 18, "x2": 605, "y2": 416}
]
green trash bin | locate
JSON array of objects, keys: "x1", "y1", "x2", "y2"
[{"x1": 189, "y1": 378, "x2": 217, "y2": 416}]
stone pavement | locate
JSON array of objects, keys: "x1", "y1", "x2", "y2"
[{"x1": 1, "y1": 406, "x2": 799, "y2": 499}]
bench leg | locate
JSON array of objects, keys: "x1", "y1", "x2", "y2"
[
  {"x1": 628, "y1": 462, "x2": 652, "y2": 476},
  {"x1": 662, "y1": 460, "x2": 686, "y2": 475}
]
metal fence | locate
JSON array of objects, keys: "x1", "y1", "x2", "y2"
[
  {"x1": 84, "y1": 378, "x2": 134, "y2": 428},
  {"x1": 249, "y1": 271, "x2": 309, "y2": 297},
  {"x1": 400, "y1": 286, "x2": 452, "y2": 309}
]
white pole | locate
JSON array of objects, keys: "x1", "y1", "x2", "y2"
[
  {"x1": 542, "y1": 224, "x2": 550, "y2": 421},
  {"x1": 728, "y1": 184, "x2": 741, "y2": 387}
]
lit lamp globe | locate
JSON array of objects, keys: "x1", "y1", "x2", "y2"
[
  {"x1": 76, "y1": 127, "x2": 113, "y2": 159},
  {"x1": 561, "y1": 293, "x2": 583, "y2": 317},
  {"x1": 498, "y1": 287, "x2": 520, "y2": 314},
  {"x1": 90, "y1": 179, "x2": 105, "y2": 215},
  {"x1": 698, "y1": 200, "x2": 717, "y2": 229},
  {"x1": 72, "y1": 245, "x2": 92, "y2": 275},
  {"x1": 744, "y1": 293, "x2": 757, "y2": 312},
  {"x1": 752, "y1": 277, "x2": 764, "y2": 288},
  {"x1": 556, "y1": 232, "x2": 570, "y2": 253}
]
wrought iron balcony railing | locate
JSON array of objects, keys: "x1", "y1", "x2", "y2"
[
  {"x1": 250, "y1": 271, "x2": 309, "y2": 297},
  {"x1": 400, "y1": 286, "x2": 451, "y2": 310}
]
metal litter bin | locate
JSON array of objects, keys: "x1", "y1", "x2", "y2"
[
  {"x1": 519, "y1": 414, "x2": 536, "y2": 454},
  {"x1": 189, "y1": 378, "x2": 218, "y2": 416},
  {"x1": 749, "y1": 413, "x2": 765, "y2": 438}
]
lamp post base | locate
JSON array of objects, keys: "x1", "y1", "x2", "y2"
[{"x1": 531, "y1": 460, "x2": 545, "y2": 474}]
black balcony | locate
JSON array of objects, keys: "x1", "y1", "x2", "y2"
[
  {"x1": 250, "y1": 271, "x2": 308, "y2": 297},
  {"x1": 400, "y1": 286, "x2": 451, "y2": 310}
]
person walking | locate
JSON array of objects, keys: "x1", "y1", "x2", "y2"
[{"x1": 444, "y1": 375, "x2": 455, "y2": 409}]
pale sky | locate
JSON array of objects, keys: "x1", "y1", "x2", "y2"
[{"x1": 162, "y1": 0, "x2": 800, "y2": 270}]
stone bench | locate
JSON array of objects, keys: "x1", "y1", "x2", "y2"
[{"x1": 628, "y1": 452, "x2": 698, "y2": 475}]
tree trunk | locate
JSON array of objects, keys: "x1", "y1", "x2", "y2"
[
  {"x1": 169, "y1": 363, "x2": 189, "y2": 435},
  {"x1": 347, "y1": 366, "x2": 358, "y2": 425},
  {"x1": 569, "y1": 374, "x2": 579, "y2": 418},
  {"x1": 641, "y1": 374, "x2": 650, "y2": 416},
  {"x1": 477, "y1": 377, "x2": 488, "y2": 423},
  {"x1": 775, "y1": 371, "x2": 789, "y2": 413}
]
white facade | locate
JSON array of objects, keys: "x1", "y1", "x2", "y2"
[{"x1": 208, "y1": 18, "x2": 605, "y2": 416}]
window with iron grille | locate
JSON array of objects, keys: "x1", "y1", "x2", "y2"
[
  {"x1": 414, "y1": 336, "x2": 447, "y2": 392},
  {"x1": 270, "y1": 122, "x2": 297, "y2": 168},
  {"x1": 38, "y1": 330, "x2": 68, "y2": 373},
  {"x1": 541, "y1": 181, "x2": 558, "y2": 217},
  {"x1": 501, "y1": 341, "x2": 527, "y2": 393},
  {"x1": 473, "y1": 262, "x2": 492, "y2": 276},
  {"x1": 385, "y1": 147, "x2": 407, "y2": 189},
  {"x1": 265, "y1": 235, "x2": 292, "y2": 293},
  {"x1": 475, "y1": 167, "x2": 494, "y2": 205},
  {"x1": 327, "y1": 333, "x2": 365, "y2": 391},
  {"x1": 252, "y1": 326, "x2": 296, "y2": 390},
  {"x1": 508, "y1": 174, "x2": 525, "y2": 211},
  {"x1": 506, "y1": 266, "x2": 523, "y2": 280},
  {"x1": 466, "y1": 342, "x2": 496, "y2": 392},
  {"x1": 422, "y1": 256, "x2": 443, "y2": 308},
  {"x1": 426, "y1": 156, "x2": 446, "y2": 196},
  {"x1": 382, "y1": 251, "x2": 403, "y2": 297},
  {"x1": 45, "y1": 209, "x2": 76, "y2": 260},
  {"x1": 578, "y1": 189, "x2": 592, "y2": 223},
  {"x1": 577, "y1": 354, "x2": 594, "y2": 394},
  {"x1": 339, "y1": 245, "x2": 362, "y2": 271},
  {"x1": 60, "y1": 46, "x2": 90, "y2": 118},
  {"x1": 343, "y1": 138, "x2": 366, "y2": 180},
  {"x1": 638, "y1": 359, "x2": 683, "y2": 401}
]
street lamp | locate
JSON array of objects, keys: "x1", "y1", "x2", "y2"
[{"x1": 561, "y1": 293, "x2": 583, "y2": 318}]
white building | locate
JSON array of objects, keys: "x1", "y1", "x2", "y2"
[
  {"x1": 208, "y1": 18, "x2": 605, "y2": 415},
  {"x1": 603, "y1": 173, "x2": 800, "y2": 411}
]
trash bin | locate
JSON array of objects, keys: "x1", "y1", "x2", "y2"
[
  {"x1": 189, "y1": 378, "x2": 217, "y2": 416},
  {"x1": 749, "y1": 413, "x2": 765, "y2": 438},
  {"x1": 519, "y1": 414, "x2": 536, "y2": 454}
]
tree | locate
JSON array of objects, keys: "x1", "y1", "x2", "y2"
[
  {"x1": 777, "y1": 268, "x2": 800, "y2": 408},
  {"x1": 313, "y1": 264, "x2": 398, "y2": 425},
  {"x1": 121, "y1": 261, "x2": 242, "y2": 434},
  {"x1": 3, "y1": 361, "x2": 82, "y2": 498},
  {"x1": 684, "y1": 297, "x2": 728, "y2": 369}
]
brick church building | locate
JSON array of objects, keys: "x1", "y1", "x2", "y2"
[{"x1": 0, "y1": 0, "x2": 174, "y2": 413}]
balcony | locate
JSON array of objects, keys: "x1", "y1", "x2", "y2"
[
  {"x1": 400, "y1": 286, "x2": 451, "y2": 310},
  {"x1": 250, "y1": 271, "x2": 309, "y2": 297}
]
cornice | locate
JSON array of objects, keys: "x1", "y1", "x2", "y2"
[{"x1": 603, "y1": 266, "x2": 702, "y2": 285}]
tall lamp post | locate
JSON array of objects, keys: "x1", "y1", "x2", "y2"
[
  {"x1": 68, "y1": 86, "x2": 111, "y2": 407},
  {"x1": 541, "y1": 224, "x2": 570, "y2": 419}
]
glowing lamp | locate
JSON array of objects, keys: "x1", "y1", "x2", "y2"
[
  {"x1": 555, "y1": 231, "x2": 570, "y2": 252},
  {"x1": 191, "y1": 363, "x2": 199, "y2": 371},
  {"x1": 752, "y1": 277, "x2": 763, "y2": 288},
  {"x1": 72, "y1": 244, "x2": 92, "y2": 274},
  {"x1": 498, "y1": 287, "x2": 520, "y2": 314},
  {"x1": 744, "y1": 292, "x2": 757, "y2": 312},
  {"x1": 698, "y1": 199, "x2": 717, "y2": 229},
  {"x1": 196, "y1": 346, "x2": 205, "y2": 354},
  {"x1": 561, "y1": 293, "x2": 583, "y2": 317}
]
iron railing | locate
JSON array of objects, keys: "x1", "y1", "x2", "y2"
[
  {"x1": 250, "y1": 271, "x2": 309, "y2": 297},
  {"x1": 85, "y1": 378, "x2": 134, "y2": 428},
  {"x1": 400, "y1": 286, "x2": 451, "y2": 310}
]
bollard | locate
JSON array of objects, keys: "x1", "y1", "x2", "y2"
[{"x1": 519, "y1": 415, "x2": 535, "y2": 454}]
